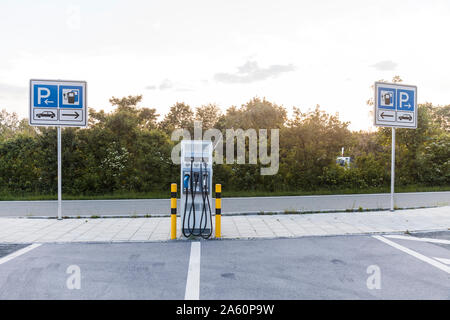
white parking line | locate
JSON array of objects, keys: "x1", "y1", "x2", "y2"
[
  {"x1": 433, "y1": 257, "x2": 450, "y2": 265},
  {"x1": 384, "y1": 234, "x2": 450, "y2": 245},
  {"x1": 373, "y1": 236, "x2": 450, "y2": 274},
  {"x1": 0, "y1": 243, "x2": 42, "y2": 266},
  {"x1": 185, "y1": 242, "x2": 201, "y2": 300}
]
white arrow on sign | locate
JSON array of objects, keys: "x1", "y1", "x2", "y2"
[{"x1": 44, "y1": 99, "x2": 54, "y2": 105}]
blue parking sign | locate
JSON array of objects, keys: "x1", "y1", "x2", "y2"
[
  {"x1": 375, "y1": 82, "x2": 417, "y2": 129},
  {"x1": 33, "y1": 84, "x2": 58, "y2": 107},
  {"x1": 30, "y1": 79, "x2": 87, "y2": 127},
  {"x1": 397, "y1": 89, "x2": 415, "y2": 111}
]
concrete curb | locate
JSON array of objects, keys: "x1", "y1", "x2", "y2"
[
  {"x1": 5, "y1": 205, "x2": 439, "y2": 219},
  {"x1": 3, "y1": 228, "x2": 449, "y2": 244}
]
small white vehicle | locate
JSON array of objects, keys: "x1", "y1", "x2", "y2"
[{"x1": 336, "y1": 156, "x2": 352, "y2": 169}]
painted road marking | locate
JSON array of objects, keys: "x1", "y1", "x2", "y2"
[
  {"x1": 433, "y1": 257, "x2": 450, "y2": 265},
  {"x1": 0, "y1": 243, "x2": 42, "y2": 266},
  {"x1": 185, "y1": 242, "x2": 201, "y2": 300},
  {"x1": 373, "y1": 236, "x2": 450, "y2": 274},
  {"x1": 384, "y1": 234, "x2": 450, "y2": 245}
]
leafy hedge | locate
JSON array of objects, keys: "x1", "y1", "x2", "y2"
[{"x1": 0, "y1": 97, "x2": 448, "y2": 196}]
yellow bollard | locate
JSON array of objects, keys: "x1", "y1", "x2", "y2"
[
  {"x1": 215, "y1": 184, "x2": 222, "y2": 238},
  {"x1": 170, "y1": 183, "x2": 177, "y2": 240}
]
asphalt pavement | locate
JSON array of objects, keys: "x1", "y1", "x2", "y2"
[
  {"x1": 0, "y1": 231, "x2": 448, "y2": 299},
  {"x1": 0, "y1": 191, "x2": 449, "y2": 217}
]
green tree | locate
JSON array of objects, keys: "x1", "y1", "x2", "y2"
[
  {"x1": 159, "y1": 102, "x2": 194, "y2": 133},
  {"x1": 195, "y1": 103, "x2": 221, "y2": 129},
  {"x1": 282, "y1": 105, "x2": 351, "y2": 189},
  {"x1": 222, "y1": 97, "x2": 287, "y2": 130}
]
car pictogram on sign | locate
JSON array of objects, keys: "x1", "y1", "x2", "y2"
[
  {"x1": 36, "y1": 110, "x2": 56, "y2": 119},
  {"x1": 399, "y1": 114, "x2": 412, "y2": 121}
]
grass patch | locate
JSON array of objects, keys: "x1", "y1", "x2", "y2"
[
  {"x1": 0, "y1": 191, "x2": 168, "y2": 201},
  {"x1": 221, "y1": 185, "x2": 450, "y2": 198},
  {"x1": 0, "y1": 184, "x2": 448, "y2": 201}
]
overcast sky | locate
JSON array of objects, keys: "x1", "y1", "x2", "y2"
[{"x1": 1, "y1": 0, "x2": 449, "y2": 131}]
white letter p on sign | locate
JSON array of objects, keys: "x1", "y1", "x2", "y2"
[
  {"x1": 399, "y1": 92, "x2": 409, "y2": 107},
  {"x1": 37, "y1": 87, "x2": 50, "y2": 104}
]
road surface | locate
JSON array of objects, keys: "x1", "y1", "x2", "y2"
[
  {"x1": 0, "y1": 191, "x2": 448, "y2": 217},
  {"x1": 0, "y1": 231, "x2": 448, "y2": 299}
]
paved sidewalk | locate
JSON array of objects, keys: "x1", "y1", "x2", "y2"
[{"x1": 0, "y1": 206, "x2": 448, "y2": 243}]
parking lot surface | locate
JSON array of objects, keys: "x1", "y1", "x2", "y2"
[{"x1": 0, "y1": 231, "x2": 448, "y2": 299}]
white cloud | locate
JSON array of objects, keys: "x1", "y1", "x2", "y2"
[
  {"x1": 159, "y1": 79, "x2": 173, "y2": 90},
  {"x1": 0, "y1": 82, "x2": 26, "y2": 100},
  {"x1": 0, "y1": 0, "x2": 450, "y2": 131},
  {"x1": 370, "y1": 60, "x2": 398, "y2": 71},
  {"x1": 145, "y1": 79, "x2": 192, "y2": 91},
  {"x1": 214, "y1": 60, "x2": 295, "y2": 84}
]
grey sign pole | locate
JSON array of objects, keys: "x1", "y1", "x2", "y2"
[
  {"x1": 374, "y1": 82, "x2": 417, "y2": 212},
  {"x1": 29, "y1": 79, "x2": 87, "y2": 220},
  {"x1": 390, "y1": 127, "x2": 395, "y2": 212},
  {"x1": 57, "y1": 126, "x2": 62, "y2": 220}
]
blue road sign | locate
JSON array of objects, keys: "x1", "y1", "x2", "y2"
[
  {"x1": 374, "y1": 82, "x2": 417, "y2": 129},
  {"x1": 377, "y1": 86, "x2": 415, "y2": 112},
  {"x1": 30, "y1": 79, "x2": 87, "y2": 127}
]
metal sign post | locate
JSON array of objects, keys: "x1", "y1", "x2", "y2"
[
  {"x1": 29, "y1": 79, "x2": 87, "y2": 220},
  {"x1": 374, "y1": 82, "x2": 417, "y2": 212},
  {"x1": 390, "y1": 127, "x2": 395, "y2": 212},
  {"x1": 57, "y1": 126, "x2": 62, "y2": 220}
]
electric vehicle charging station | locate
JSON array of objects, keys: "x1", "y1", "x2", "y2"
[{"x1": 180, "y1": 140, "x2": 213, "y2": 239}]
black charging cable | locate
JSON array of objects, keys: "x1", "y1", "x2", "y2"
[{"x1": 182, "y1": 158, "x2": 197, "y2": 238}]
